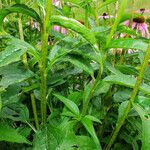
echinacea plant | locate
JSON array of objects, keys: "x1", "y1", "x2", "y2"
[
  {"x1": 1, "y1": 0, "x2": 150, "y2": 150},
  {"x1": 123, "y1": 16, "x2": 150, "y2": 38}
]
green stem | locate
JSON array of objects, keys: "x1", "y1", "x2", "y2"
[
  {"x1": 105, "y1": 40, "x2": 150, "y2": 150},
  {"x1": 40, "y1": 0, "x2": 52, "y2": 124},
  {"x1": 85, "y1": 8, "x2": 89, "y2": 27},
  {"x1": 0, "y1": 0, "x2": 2, "y2": 9},
  {"x1": 81, "y1": 68, "x2": 102, "y2": 116},
  {"x1": 18, "y1": 14, "x2": 39, "y2": 130},
  {"x1": 106, "y1": 0, "x2": 128, "y2": 48}
]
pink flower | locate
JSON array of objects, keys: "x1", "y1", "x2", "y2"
[
  {"x1": 61, "y1": 27, "x2": 67, "y2": 34},
  {"x1": 52, "y1": 0, "x2": 62, "y2": 8},
  {"x1": 122, "y1": 16, "x2": 150, "y2": 38},
  {"x1": 53, "y1": 25, "x2": 60, "y2": 32},
  {"x1": 136, "y1": 8, "x2": 150, "y2": 14},
  {"x1": 98, "y1": 13, "x2": 114, "y2": 20},
  {"x1": 52, "y1": 25, "x2": 67, "y2": 35},
  {"x1": 52, "y1": 0, "x2": 67, "y2": 34}
]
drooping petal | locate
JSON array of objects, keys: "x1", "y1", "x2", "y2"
[
  {"x1": 123, "y1": 20, "x2": 130, "y2": 26},
  {"x1": 53, "y1": 25, "x2": 60, "y2": 32},
  {"x1": 61, "y1": 27, "x2": 67, "y2": 34}
]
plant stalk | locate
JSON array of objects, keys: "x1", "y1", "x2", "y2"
[
  {"x1": 106, "y1": 0, "x2": 128, "y2": 48},
  {"x1": 105, "y1": 40, "x2": 150, "y2": 150},
  {"x1": 40, "y1": 0, "x2": 52, "y2": 124},
  {"x1": 18, "y1": 14, "x2": 39, "y2": 130},
  {"x1": 81, "y1": 68, "x2": 102, "y2": 116}
]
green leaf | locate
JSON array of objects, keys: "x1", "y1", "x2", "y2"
[
  {"x1": 104, "y1": 74, "x2": 150, "y2": 95},
  {"x1": 0, "y1": 103, "x2": 29, "y2": 122},
  {"x1": 0, "y1": 44, "x2": 26, "y2": 68},
  {"x1": 54, "y1": 94, "x2": 80, "y2": 116},
  {"x1": 133, "y1": 102, "x2": 150, "y2": 150},
  {"x1": 0, "y1": 36, "x2": 39, "y2": 68},
  {"x1": 33, "y1": 121, "x2": 97, "y2": 150},
  {"x1": 113, "y1": 89, "x2": 131, "y2": 102},
  {"x1": 85, "y1": 115, "x2": 102, "y2": 124},
  {"x1": 0, "y1": 63, "x2": 34, "y2": 88},
  {"x1": 117, "y1": 101, "x2": 129, "y2": 122},
  {"x1": 0, "y1": 123, "x2": 30, "y2": 144},
  {"x1": 117, "y1": 25, "x2": 140, "y2": 37},
  {"x1": 108, "y1": 38, "x2": 148, "y2": 51},
  {"x1": 94, "y1": 80, "x2": 110, "y2": 96},
  {"x1": 81, "y1": 116, "x2": 102, "y2": 150},
  {"x1": 64, "y1": 54, "x2": 94, "y2": 79},
  {"x1": 99, "y1": 0, "x2": 117, "y2": 9},
  {"x1": 50, "y1": 15, "x2": 98, "y2": 51},
  {"x1": 0, "y1": 4, "x2": 41, "y2": 32}
]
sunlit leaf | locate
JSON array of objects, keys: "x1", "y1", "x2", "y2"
[
  {"x1": 104, "y1": 74, "x2": 150, "y2": 95},
  {"x1": 108, "y1": 38, "x2": 148, "y2": 51}
]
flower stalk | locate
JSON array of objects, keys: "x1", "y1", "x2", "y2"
[
  {"x1": 105, "y1": 40, "x2": 150, "y2": 150},
  {"x1": 18, "y1": 14, "x2": 39, "y2": 130},
  {"x1": 40, "y1": 0, "x2": 52, "y2": 124}
]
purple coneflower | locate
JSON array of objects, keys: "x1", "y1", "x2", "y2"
[
  {"x1": 52, "y1": 0, "x2": 67, "y2": 34},
  {"x1": 52, "y1": 0, "x2": 62, "y2": 8},
  {"x1": 136, "y1": 8, "x2": 150, "y2": 14},
  {"x1": 123, "y1": 16, "x2": 150, "y2": 38},
  {"x1": 98, "y1": 13, "x2": 114, "y2": 20}
]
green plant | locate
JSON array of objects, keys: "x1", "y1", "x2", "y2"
[{"x1": 0, "y1": 0, "x2": 150, "y2": 149}]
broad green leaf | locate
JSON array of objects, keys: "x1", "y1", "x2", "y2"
[
  {"x1": 0, "y1": 45, "x2": 26, "y2": 68},
  {"x1": 33, "y1": 121, "x2": 97, "y2": 150},
  {"x1": 113, "y1": 89, "x2": 131, "y2": 102},
  {"x1": 47, "y1": 36, "x2": 80, "y2": 69},
  {"x1": 0, "y1": 63, "x2": 34, "y2": 88},
  {"x1": 0, "y1": 123, "x2": 30, "y2": 144},
  {"x1": 133, "y1": 102, "x2": 150, "y2": 150},
  {"x1": 0, "y1": 36, "x2": 39, "y2": 68},
  {"x1": 50, "y1": 15, "x2": 99, "y2": 51},
  {"x1": 54, "y1": 94, "x2": 80, "y2": 115},
  {"x1": 1, "y1": 84, "x2": 21, "y2": 106},
  {"x1": 105, "y1": 62, "x2": 123, "y2": 75},
  {"x1": 81, "y1": 116, "x2": 102, "y2": 150},
  {"x1": 108, "y1": 38, "x2": 148, "y2": 51},
  {"x1": 0, "y1": 4, "x2": 41, "y2": 32},
  {"x1": 104, "y1": 74, "x2": 150, "y2": 95},
  {"x1": 64, "y1": 54, "x2": 94, "y2": 79},
  {"x1": 94, "y1": 80, "x2": 110, "y2": 96},
  {"x1": 0, "y1": 103, "x2": 29, "y2": 122},
  {"x1": 116, "y1": 64, "x2": 138, "y2": 76}
]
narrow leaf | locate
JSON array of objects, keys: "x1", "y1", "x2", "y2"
[
  {"x1": 81, "y1": 116, "x2": 102, "y2": 150},
  {"x1": 54, "y1": 94, "x2": 80, "y2": 115},
  {"x1": 104, "y1": 74, "x2": 150, "y2": 95},
  {"x1": 50, "y1": 15, "x2": 98, "y2": 51},
  {"x1": 108, "y1": 38, "x2": 148, "y2": 51}
]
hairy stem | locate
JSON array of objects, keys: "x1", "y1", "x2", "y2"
[
  {"x1": 106, "y1": 0, "x2": 128, "y2": 48},
  {"x1": 18, "y1": 14, "x2": 39, "y2": 130},
  {"x1": 40, "y1": 0, "x2": 52, "y2": 124},
  {"x1": 81, "y1": 68, "x2": 101, "y2": 116},
  {"x1": 105, "y1": 40, "x2": 150, "y2": 150}
]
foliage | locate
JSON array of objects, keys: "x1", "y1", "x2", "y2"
[{"x1": 0, "y1": 0, "x2": 150, "y2": 150}]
